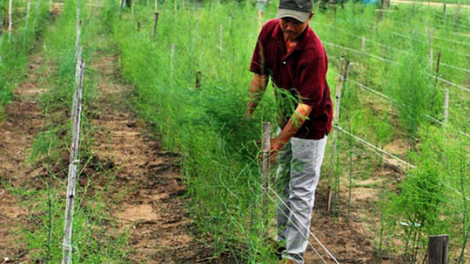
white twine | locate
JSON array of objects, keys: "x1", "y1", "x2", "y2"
[{"x1": 267, "y1": 186, "x2": 341, "y2": 264}]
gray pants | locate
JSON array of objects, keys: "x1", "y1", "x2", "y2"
[{"x1": 275, "y1": 136, "x2": 328, "y2": 264}]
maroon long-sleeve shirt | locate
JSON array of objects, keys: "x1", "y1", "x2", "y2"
[{"x1": 250, "y1": 19, "x2": 333, "y2": 140}]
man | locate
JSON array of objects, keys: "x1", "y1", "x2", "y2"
[{"x1": 246, "y1": 0, "x2": 333, "y2": 263}]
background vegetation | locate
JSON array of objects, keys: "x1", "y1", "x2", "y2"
[
  {"x1": 2, "y1": 0, "x2": 469, "y2": 262},
  {"x1": 0, "y1": 0, "x2": 50, "y2": 118},
  {"x1": 102, "y1": 0, "x2": 470, "y2": 262}
]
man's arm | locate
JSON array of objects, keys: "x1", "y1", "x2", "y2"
[
  {"x1": 269, "y1": 103, "x2": 312, "y2": 161},
  {"x1": 246, "y1": 73, "x2": 269, "y2": 117}
]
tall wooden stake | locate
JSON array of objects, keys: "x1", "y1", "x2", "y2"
[
  {"x1": 425, "y1": 18, "x2": 429, "y2": 35},
  {"x1": 262, "y1": 122, "x2": 271, "y2": 220},
  {"x1": 32, "y1": 0, "x2": 40, "y2": 38},
  {"x1": 75, "y1": 20, "x2": 82, "y2": 51},
  {"x1": 26, "y1": 0, "x2": 32, "y2": 28},
  {"x1": 452, "y1": 4, "x2": 461, "y2": 27},
  {"x1": 195, "y1": 70, "x2": 201, "y2": 89},
  {"x1": 8, "y1": 0, "x2": 13, "y2": 38},
  {"x1": 62, "y1": 47, "x2": 85, "y2": 264},
  {"x1": 152, "y1": 12, "x2": 159, "y2": 40},
  {"x1": 195, "y1": 18, "x2": 199, "y2": 39},
  {"x1": 170, "y1": 43, "x2": 175, "y2": 85},
  {"x1": 430, "y1": 48, "x2": 434, "y2": 71},
  {"x1": 341, "y1": 60, "x2": 351, "y2": 97},
  {"x1": 23, "y1": 0, "x2": 32, "y2": 45},
  {"x1": 327, "y1": 56, "x2": 344, "y2": 213},
  {"x1": 433, "y1": 51, "x2": 442, "y2": 92},
  {"x1": 430, "y1": 51, "x2": 441, "y2": 111},
  {"x1": 361, "y1": 36, "x2": 366, "y2": 81},
  {"x1": 219, "y1": 24, "x2": 223, "y2": 58},
  {"x1": 443, "y1": 88, "x2": 449, "y2": 125},
  {"x1": 443, "y1": 3, "x2": 447, "y2": 21},
  {"x1": 428, "y1": 235, "x2": 449, "y2": 264},
  {"x1": 429, "y1": 28, "x2": 434, "y2": 47},
  {"x1": 361, "y1": 36, "x2": 366, "y2": 59}
]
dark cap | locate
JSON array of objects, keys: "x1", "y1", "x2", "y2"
[{"x1": 277, "y1": 0, "x2": 313, "y2": 23}]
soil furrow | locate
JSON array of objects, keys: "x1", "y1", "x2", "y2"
[
  {"x1": 86, "y1": 34, "x2": 214, "y2": 262},
  {"x1": 0, "y1": 54, "x2": 48, "y2": 262}
]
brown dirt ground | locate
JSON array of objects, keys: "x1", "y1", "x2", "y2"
[
  {"x1": 84, "y1": 34, "x2": 228, "y2": 263},
  {"x1": 301, "y1": 163, "x2": 404, "y2": 264},
  {"x1": 0, "y1": 53, "x2": 49, "y2": 262}
]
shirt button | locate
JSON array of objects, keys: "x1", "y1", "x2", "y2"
[{"x1": 283, "y1": 61, "x2": 286, "y2": 65}]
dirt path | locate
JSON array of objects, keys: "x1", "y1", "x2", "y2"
[
  {"x1": 85, "y1": 25, "x2": 217, "y2": 263},
  {"x1": 0, "y1": 53, "x2": 48, "y2": 261}
]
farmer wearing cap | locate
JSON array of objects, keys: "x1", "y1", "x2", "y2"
[{"x1": 246, "y1": 0, "x2": 332, "y2": 263}]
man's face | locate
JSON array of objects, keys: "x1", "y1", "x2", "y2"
[{"x1": 279, "y1": 15, "x2": 311, "y2": 41}]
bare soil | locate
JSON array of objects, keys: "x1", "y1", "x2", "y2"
[
  {"x1": 0, "y1": 53, "x2": 48, "y2": 262},
  {"x1": 85, "y1": 41, "x2": 220, "y2": 263}
]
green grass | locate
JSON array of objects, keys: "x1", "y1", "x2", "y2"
[
  {"x1": 3, "y1": 0, "x2": 469, "y2": 262},
  {"x1": 3, "y1": 0, "x2": 134, "y2": 262},
  {"x1": 0, "y1": 0, "x2": 50, "y2": 119},
  {"x1": 102, "y1": 0, "x2": 470, "y2": 262}
]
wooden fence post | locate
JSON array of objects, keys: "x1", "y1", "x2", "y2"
[
  {"x1": 26, "y1": 0, "x2": 32, "y2": 28},
  {"x1": 31, "y1": 0, "x2": 40, "y2": 42},
  {"x1": 170, "y1": 43, "x2": 175, "y2": 85},
  {"x1": 8, "y1": 0, "x2": 13, "y2": 38},
  {"x1": 360, "y1": 36, "x2": 366, "y2": 82},
  {"x1": 262, "y1": 122, "x2": 271, "y2": 218},
  {"x1": 219, "y1": 24, "x2": 223, "y2": 58},
  {"x1": 443, "y1": 88, "x2": 449, "y2": 125},
  {"x1": 76, "y1": 0, "x2": 80, "y2": 26},
  {"x1": 443, "y1": 3, "x2": 447, "y2": 21},
  {"x1": 428, "y1": 235, "x2": 449, "y2": 264},
  {"x1": 23, "y1": 0, "x2": 32, "y2": 45},
  {"x1": 430, "y1": 50, "x2": 441, "y2": 109},
  {"x1": 341, "y1": 60, "x2": 351, "y2": 97},
  {"x1": 425, "y1": 18, "x2": 428, "y2": 35},
  {"x1": 75, "y1": 20, "x2": 82, "y2": 51},
  {"x1": 62, "y1": 47, "x2": 85, "y2": 264},
  {"x1": 429, "y1": 28, "x2": 434, "y2": 47},
  {"x1": 152, "y1": 12, "x2": 159, "y2": 40},
  {"x1": 195, "y1": 70, "x2": 201, "y2": 89},
  {"x1": 361, "y1": 36, "x2": 366, "y2": 60},
  {"x1": 453, "y1": 4, "x2": 461, "y2": 27},
  {"x1": 327, "y1": 56, "x2": 344, "y2": 213},
  {"x1": 430, "y1": 48, "x2": 433, "y2": 72}
]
